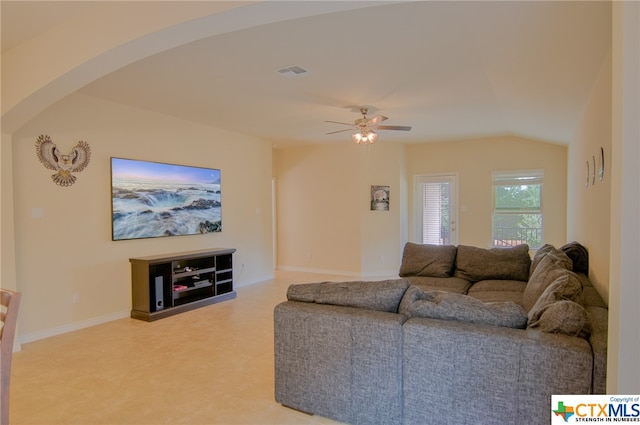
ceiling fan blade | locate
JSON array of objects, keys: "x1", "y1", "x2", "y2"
[
  {"x1": 324, "y1": 120, "x2": 354, "y2": 126},
  {"x1": 377, "y1": 125, "x2": 412, "y2": 131},
  {"x1": 326, "y1": 128, "x2": 354, "y2": 135},
  {"x1": 368, "y1": 115, "x2": 388, "y2": 127}
]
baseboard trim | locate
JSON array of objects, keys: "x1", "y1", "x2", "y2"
[
  {"x1": 19, "y1": 310, "x2": 130, "y2": 345},
  {"x1": 18, "y1": 275, "x2": 275, "y2": 345},
  {"x1": 276, "y1": 265, "x2": 362, "y2": 277},
  {"x1": 235, "y1": 273, "x2": 275, "y2": 288},
  {"x1": 274, "y1": 266, "x2": 399, "y2": 280}
]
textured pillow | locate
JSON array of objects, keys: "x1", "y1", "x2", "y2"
[
  {"x1": 399, "y1": 243, "x2": 457, "y2": 277},
  {"x1": 399, "y1": 286, "x2": 528, "y2": 328},
  {"x1": 453, "y1": 244, "x2": 531, "y2": 282},
  {"x1": 527, "y1": 272, "x2": 584, "y2": 324},
  {"x1": 286, "y1": 279, "x2": 410, "y2": 313},
  {"x1": 522, "y1": 249, "x2": 573, "y2": 311},
  {"x1": 530, "y1": 243, "x2": 555, "y2": 277},
  {"x1": 560, "y1": 241, "x2": 589, "y2": 275},
  {"x1": 527, "y1": 300, "x2": 591, "y2": 339}
]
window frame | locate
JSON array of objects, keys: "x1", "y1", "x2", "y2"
[{"x1": 491, "y1": 170, "x2": 544, "y2": 248}]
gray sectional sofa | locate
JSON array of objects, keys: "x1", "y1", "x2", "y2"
[{"x1": 274, "y1": 242, "x2": 608, "y2": 425}]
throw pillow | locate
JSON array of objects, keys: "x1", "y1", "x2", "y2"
[
  {"x1": 560, "y1": 241, "x2": 589, "y2": 275},
  {"x1": 528, "y1": 300, "x2": 591, "y2": 339},
  {"x1": 453, "y1": 244, "x2": 531, "y2": 282},
  {"x1": 522, "y1": 248, "x2": 573, "y2": 311},
  {"x1": 398, "y1": 286, "x2": 528, "y2": 329},
  {"x1": 527, "y1": 272, "x2": 584, "y2": 324},
  {"x1": 399, "y1": 243, "x2": 457, "y2": 277},
  {"x1": 286, "y1": 279, "x2": 410, "y2": 313},
  {"x1": 529, "y1": 243, "x2": 556, "y2": 277}
]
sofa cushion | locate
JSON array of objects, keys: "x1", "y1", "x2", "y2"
[
  {"x1": 405, "y1": 276, "x2": 472, "y2": 294},
  {"x1": 453, "y1": 244, "x2": 531, "y2": 282},
  {"x1": 467, "y1": 279, "x2": 527, "y2": 293},
  {"x1": 466, "y1": 290, "x2": 524, "y2": 306},
  {"x1": 399, "y1": 243, "x2": 457, "y2": 277},
  {"x1": 582, "y1": 286, "x2": 608, "y2": 309},
  {"x1": 286, "y1": 279, "x2": 410, "y2": 313},
  {"x1": 575, "y1": 273, "x2": 607, "y2": 308},
  {"x1": 398, "y1": 286, "x2": 528, "y2": 329},
  {"x1": 527, "y1": 300, "x2": 591, "y2": 339},
  {"x1": 527, "y1": 272, "x2": 584, "y2": 324},
  {"x1": 522, "y1": 249, "x2": 573, "y2": 311}
]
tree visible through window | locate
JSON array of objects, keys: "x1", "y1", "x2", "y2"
[{"x1": 492, "y1": 171, "x2": 543, "y2": 248}]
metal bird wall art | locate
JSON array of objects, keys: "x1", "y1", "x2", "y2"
[{"x1": 35, "y1": 135, "x2": 91, "y2": 187}]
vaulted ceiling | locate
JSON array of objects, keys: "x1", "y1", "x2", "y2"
[{"x1": 2, "y1": 1, "x2": 611, "y2": 147}]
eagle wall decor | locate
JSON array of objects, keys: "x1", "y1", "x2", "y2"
[{"x1": 35, "y1": 135, "x2": 91, "y2": 187}]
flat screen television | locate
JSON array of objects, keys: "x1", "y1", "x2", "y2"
[{"x1": 110, "y1": 157, "x2": 222, "y2": 241}]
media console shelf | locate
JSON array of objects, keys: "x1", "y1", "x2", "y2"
[{"x1": 130, "y1": 248, "x2": 236, "y2": 321}]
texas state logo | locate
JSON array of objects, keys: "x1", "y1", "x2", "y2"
[{"x1": 552, "y1": 395, "x2": 640, "y2": 423}]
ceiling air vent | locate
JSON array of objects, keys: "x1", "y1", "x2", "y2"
[{"x1": 276, "y1": 65, "x2": 310, "y2": 79}]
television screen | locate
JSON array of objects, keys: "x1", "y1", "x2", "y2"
[{"x1": 110, "y1": 157, "x2": 221, "y2": 241}]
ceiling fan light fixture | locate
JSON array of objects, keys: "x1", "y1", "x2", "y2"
[
  {"x1": 328, "y1": 106, "x2": 409, "y2": 144},
  {"x1": 352, "y1": 130, "x2": 377, "y2": 144}
]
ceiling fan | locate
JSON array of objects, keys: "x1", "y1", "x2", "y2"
[{"x1": 325, "y1": 107, "x2": 412, "y2": 144}]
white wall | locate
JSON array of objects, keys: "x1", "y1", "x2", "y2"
[
  {"x1": 568, "y1": 50, "x2": 612, "y2": 304},
  {"x1": 11, "y1": 93, "x2": 273, "y2": 342},
  {"x1": 360, "y1": 143, "x2": 407, "y2": 277},
  {"x1": 274, "y1": 144, "x2": 363, "y2": 275},
  {"x1": 274, "y1": 143, "x2": 406, "y2": 277},
  {"x1": 275, "y1": 136, "x2": 567, "y2": 276},
  {"x1": 406, "y1": 135, "x2": 568, "y2": 249}
]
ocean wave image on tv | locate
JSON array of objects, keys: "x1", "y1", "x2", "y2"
[{"x1": 111, "y1": 158, "x2": 221, "y2": 241}]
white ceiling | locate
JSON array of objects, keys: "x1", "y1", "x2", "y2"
[{"x1": 2, "y1": 1, "x2": 611, "y2": 147}]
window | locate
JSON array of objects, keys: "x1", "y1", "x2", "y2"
[
  {"x1": 492, "y1": 170, "x2": 543, "y2": 248},
  {"x1": 415, "y1": 175, "x2": 457, "y2": 245}
]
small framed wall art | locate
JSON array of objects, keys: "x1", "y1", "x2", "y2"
[{"x1": 371, "y1": 185, "x2": 390, "y2": 211}]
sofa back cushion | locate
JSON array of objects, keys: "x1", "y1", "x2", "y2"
[
  {"x1": 522, "y1": 249, "x2": 573, "y2": 311},
  {"x1": 286, "y1": 279, "x2": 410, "y2": 313},
  {"x1": 399, "y1": 243, "x2": 457, "y2": 278},
  {"x1": 453, "y1": 244, "x2": 531, "y2": 282},
  {"x1": 399, "y1": 286, "x2": 528, "y2": 328},
  {"x1": 406, "y1": 276, "x2": 472, "y2": 294}
]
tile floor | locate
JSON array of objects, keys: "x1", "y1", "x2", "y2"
[{"x1": 9, "y1": 271, "x2": 359, "y2": 425}]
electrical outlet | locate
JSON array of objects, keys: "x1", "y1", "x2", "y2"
[{"x1": 72, "y1": 292, "x2": 80, "y2": 304}]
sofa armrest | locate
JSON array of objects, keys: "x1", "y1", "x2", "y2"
[
  {"x1": 274, "y1": 301, "x2": 406, "y2": 425},
  {"x1": 586, "y1": 306, "x2": 608, "y2": 393},
  {"x1": 402, "y1": 317, "x2": 593, "y2": 425}
]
